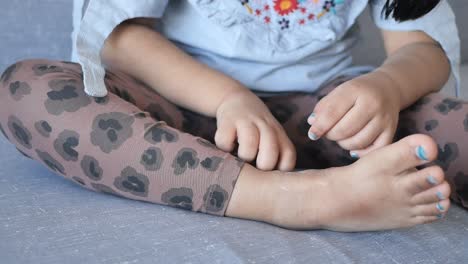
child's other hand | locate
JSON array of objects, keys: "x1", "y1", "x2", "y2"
[
  {"x1": 307, "y1": 72, "x2": 401, "y2": 157},
  {"x1": 215, "y1": 89, "x2": 296, "y2": 171}
]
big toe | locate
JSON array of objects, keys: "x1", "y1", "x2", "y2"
[{"x1": 356, "y1": 134, "x2": 438, "y2": 175}]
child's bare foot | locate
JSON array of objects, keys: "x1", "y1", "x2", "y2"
[{"x1": 226, "y1": 134, "x2": 451, "y2": 232}]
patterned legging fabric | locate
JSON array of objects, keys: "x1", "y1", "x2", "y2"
[{"x1": 0, "y1": 59, "x2": 467, "y2": 215}]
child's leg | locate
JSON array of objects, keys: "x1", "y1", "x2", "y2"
[
  {"x1": 0, "y1": 59, "x2": 242, "y2": 215},
  {"x1": 0, "y1": 62, "x2": 452, "y2": 231},
  {"x1": 261, "y1": 78, "x2": 467, "y2": 210}
]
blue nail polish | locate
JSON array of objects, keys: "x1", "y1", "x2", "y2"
[
  {"x1": 436, "y1": 203, "x2": 444, "y2": 212},
  {"x1": 437, "y1": 213, "x2": 443, "y2": 219},
  {"x1": 416, "y1": 146, "x2": 429, "y2": 161},
  {"x1": 308, "y1": 131, "x2": 318, "y2": 140},
  {"x1": 427, "y1": 175, "x2": 438, "y2": 186},
  {"x1": 350, "y1": 152, "x2": 359, "y2": 159},
  {"x1": 436, "y1": 191, "x2": 445, "y2": 200}
]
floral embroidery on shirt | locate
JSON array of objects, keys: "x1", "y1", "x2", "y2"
[
  {"x1": 238, "y1": 0, "x2": 345, "y2": 30},
  {"x1": 274, "y1": 0, "x2": 299, "y2": 16},
  {"x1": 278, "y1": 18, "x2": 290, "y2": 29},
  {"x1": 240, "y1": 0, "x2": 254, "y2": 14}
]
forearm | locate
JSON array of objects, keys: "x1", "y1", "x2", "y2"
[
  {"x1": 374, "y1": 41, "x2": 450, "y2": 110},
  {"x1": 101, "y1": 20, "x2": 248, "y2": 117}
]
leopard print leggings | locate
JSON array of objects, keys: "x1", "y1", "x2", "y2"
[{"x1": 0, "y1": 59, "x2": 467, "y2": 215}]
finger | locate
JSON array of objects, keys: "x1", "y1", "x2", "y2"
[
  {"x1": 274, "y1": 124, "x2": 297, "y2": 171},
  {"x1": 237, "y1": 121, "x2": 260, "y2": 162},
  {"x1": 350, "y1": 127, "x2": 395, "y2": 158},
  {"x1": 308, "y1": 92, "x2": 355, "y2": 141},
  {"x1": 256, "y1": 121, "x2": 280, "y2": 171},
  {"x1": 214, "y1": 120, "x2": 237, "y2": 152},
  {"x1": 325, "y1": 104, "x2": 374, "y2": 141},
  {"x1": 337, "y1": 118, "x2": 382, "y2": 151}
]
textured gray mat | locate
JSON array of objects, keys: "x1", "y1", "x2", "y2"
[{"x1": 1, "y1": 135, "x2": 468, "y2": 264}]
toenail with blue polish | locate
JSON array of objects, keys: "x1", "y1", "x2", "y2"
[
  {"x1": 427, "y1": 175, "x2": 438, "y2": 186},
  {"x1": 308, "y1": 131, "x2": 318, "y2": 140},
  {"x1": 436, "y1": 203, "x2": 444, "y2": 211},
  {"x1": 437, "y1": 213, "x2": 443, "y2": 219},
  {"x1": 416, "y1": 146, "x2": 429, "y2": 161},
  {"x1": 436, "y1": 191, "x2": 445, "y2": 200},
  {"x1": 350, "y1": 151, "x2": 359, "y2": 159}
]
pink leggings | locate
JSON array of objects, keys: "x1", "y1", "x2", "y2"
[{"x1": 1, "y1": 59, "x2": 467, "y2": 215}]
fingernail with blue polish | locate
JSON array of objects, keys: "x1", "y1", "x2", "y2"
[
  {"x1": 426, "y1": 175, "x2": 438, "y2": 186},
  {"x1": 436, "y1": 203, "x2": 444, "y2": 212},
  {"x1": 308, "y1": 131, "x2": 318, "y2": 141},
  {"x1": 416, "y1": 146, "x2": 429, "y2": 161},
  {"x1": 436, "y1": 191, "x2": 445, "y2": 200},
  {"x1": 350, "y1": 151, "x2": 359, "y2": 159},
  {"x1": 307, "y1": 113, "x2": 316, "y2": 125}
]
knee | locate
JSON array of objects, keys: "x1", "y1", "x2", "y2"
[
  {"x1": 0, "y1": 59, "x2": 89, "y2": 148},
  {"x1": 1, "y1": 59, "x2": 36, "y2": 110},
  {"x1": 2, "y1": 58, "x2": 82, "y2": 86},
  {"x1": 2, "y1": 59, "x2": 80, "y2": 86},
  {"x1": 0, "y1": 59, "x2": 83, "y2": 109},
  {"x1": 0, "y1": 59, "x2": 90, "y2": 137}
]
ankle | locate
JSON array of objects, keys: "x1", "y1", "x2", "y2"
[
  {"x1": 225, "y1": 164, "x2": 277, "y2": 222},
  {"x1": 268, "y1": 170, "x2": 329, "y2": 229}
]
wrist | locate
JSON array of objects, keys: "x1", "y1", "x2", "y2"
[
  {"x1": 371, "y1": 69, "x2": 404, "y2": 110},
  {"x1": 215, "y1": 85, "x2": 253, "y2": 117}
]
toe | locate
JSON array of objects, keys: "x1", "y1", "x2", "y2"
[
  {"x1": 411, "y1": 181, "x2": 451, "y2": 205},
  {"x1": 357, "y1": 134, "x2": 437, "y2": 175},
  {"x1": 411, "y1": 215, "x2": 441, "y2": 225},
  {"x1": 412, "y1": 199, "x2": 451, "y2": 217},
  {"x1": 401, "y1": 166, "x2": 445, "y2": 195}
]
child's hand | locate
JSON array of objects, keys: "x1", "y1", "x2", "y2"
[
  {"x1": 307, "y1": 72, "x2": 401, "y2": 157},
  {"x1": 215, "y1": 89, "x2": 296, "y2": 171}
]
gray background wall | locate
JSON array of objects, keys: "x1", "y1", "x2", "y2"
[
  {"x1": 0, "y1": 0, "x2": 72, "y2": 72},
  {"x1": 0, "y1": 0, "x2": 466, "y2": 74}
]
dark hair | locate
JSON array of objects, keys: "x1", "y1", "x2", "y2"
[{"x1": 382, "y1": 0, "x2": 440, "y2": 22}]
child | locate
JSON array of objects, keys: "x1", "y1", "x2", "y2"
[{"x1": 0, "y1": 0, "x2": 466, "y2": 232}]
